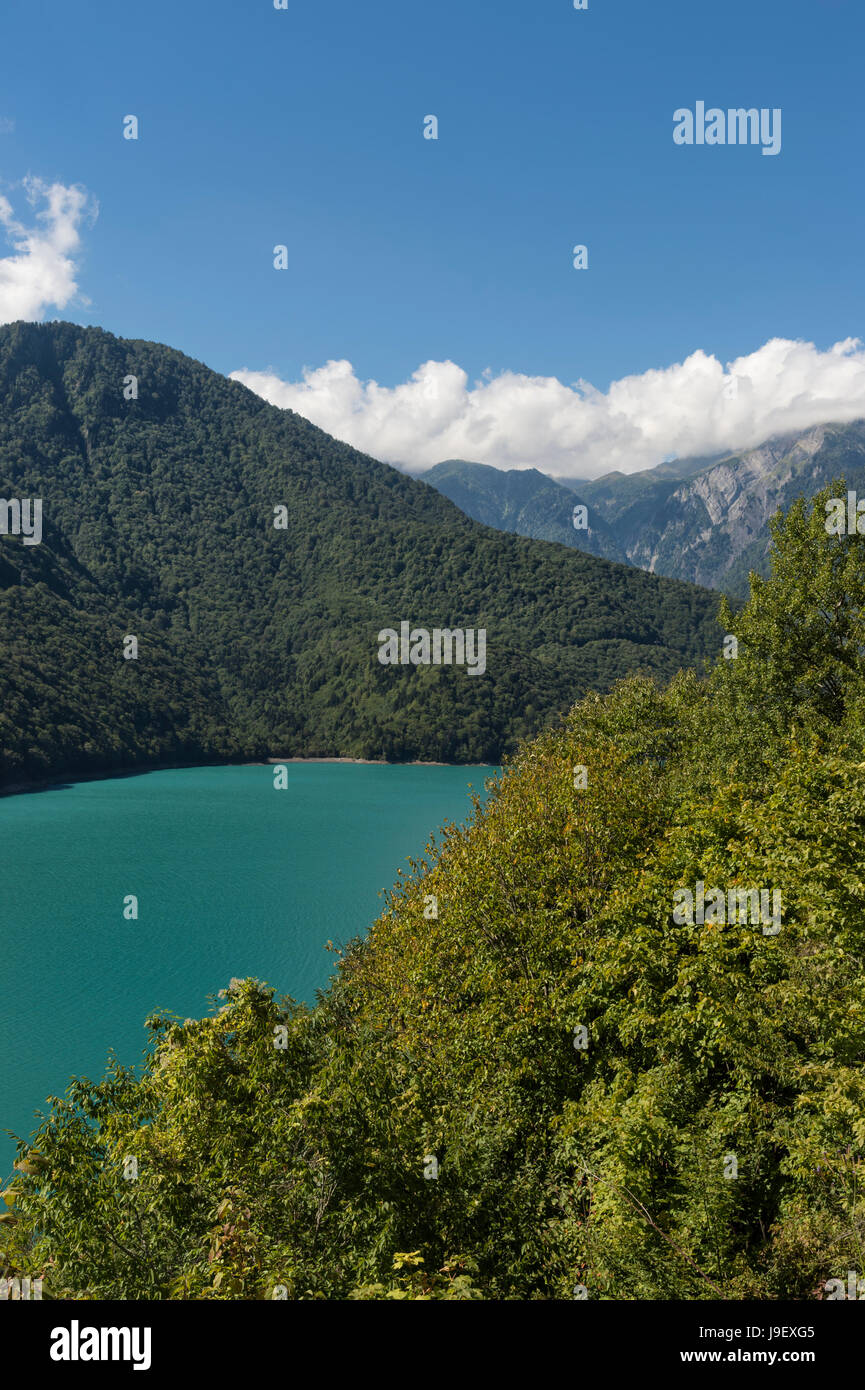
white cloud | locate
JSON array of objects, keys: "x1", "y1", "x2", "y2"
[
  {"x1": 0, "y1": 177, "x2": 96, "y2": 323},
  {"x1": 231, "y1": 337, "x2": 865, "y2": 478}
]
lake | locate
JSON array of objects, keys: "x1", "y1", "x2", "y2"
[{"x1": 0, "y1": 762, "x2": 496, "y2": 1177}]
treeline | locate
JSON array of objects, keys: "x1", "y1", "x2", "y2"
[{"x1": 2, "y1": 488, "x2": 864, "y2": 1299}]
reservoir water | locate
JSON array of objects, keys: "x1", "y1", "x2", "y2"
[{"x1": 0, "y1": 762, "x2": 496, "y2": 1177}]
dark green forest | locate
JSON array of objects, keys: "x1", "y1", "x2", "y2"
[
  {"x1": 0, "y1": 321, "x2": 720, "y2": 784},
  {"x1": 2, "y1": 490, "x2": 864, "y2": 1299}
]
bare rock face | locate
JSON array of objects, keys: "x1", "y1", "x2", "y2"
[{"x1": 585, "y1": 420, "x2": 865, "y2": 593}]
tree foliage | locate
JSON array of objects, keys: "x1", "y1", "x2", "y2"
[{"x1": 3, "y1": 480, "x2": 864, "y2": 1301}]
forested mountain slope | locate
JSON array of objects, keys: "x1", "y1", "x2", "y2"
[{"x1": 0, "y1": 322, "x2": 720, "y2": 782}]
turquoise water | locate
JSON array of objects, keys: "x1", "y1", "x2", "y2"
[{"x1": 0, "y1": 762, "x2": 496, "y2": 1177}]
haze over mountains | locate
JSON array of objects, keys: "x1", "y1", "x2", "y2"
[
  {"x1": 422, "y1": 422, "x2": 865, "y2": 595},
  {"x1": 0, "y1": 322, "x2": 721, "y2": 787}
]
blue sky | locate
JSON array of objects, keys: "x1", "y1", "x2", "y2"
[{"x1": 1, "y1": 0, "x2": 863, "y2": 475}]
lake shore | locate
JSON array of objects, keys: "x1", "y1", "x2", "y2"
[
  {"x1": 0, "y1": 755, "x2": 493, "y2": 799},
  {"x1": 0, "y1": 758, "x2": 496, "y2": 1179}
]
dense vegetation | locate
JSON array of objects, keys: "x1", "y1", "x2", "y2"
[
  {"x1": 3, "y1": 488, "x2": 864, "y2": 1299},
  {"x1": 0, "y1": 322, "x2": 720, "y2": 783}
]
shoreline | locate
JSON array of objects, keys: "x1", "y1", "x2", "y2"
[{"x1": 0, "y1": 755, "x2": 497, "y2": 800}]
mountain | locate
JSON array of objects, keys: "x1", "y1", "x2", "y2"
[
  {"x1": 0, "y1": 322, "x2": 721, "y2": 785},
  {"x1": 582, "y1": 424, "x2": 865, "y2": 592},
  {"x1": 420, "y1": 459, "x2": 625, "y2": 561},
  {"x1": 574, "y1": 451, "x2": 728, "y2": 520},
  {"x1": 422, "y1": 426, "x2": 865, "y2": 597}
]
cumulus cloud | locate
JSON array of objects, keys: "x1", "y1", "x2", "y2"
[
  {"x1": 0, "y1": 177, "x2": 96, "y2": 323},
  {"x1": 231, "y1": 337, "x2": 865, "y2": 478}
]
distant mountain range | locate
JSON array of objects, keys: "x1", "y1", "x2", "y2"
[
  {"x1": 0, "y1": 322, "x2": 721, "y2": 785},
  {"x1": 421, "y1": 422, "x2": 865, "y2": 594},
  {"x1": 420, "y1": 459, "x2": 623, "y2": 561}
]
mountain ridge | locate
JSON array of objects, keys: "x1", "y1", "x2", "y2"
[
  {"x1": 422, "y1": 424, "x2": 865, "y2": 594},
  {"x1": 0, "y1": 321, "x2": 721, "y2": 784},
  {"x1": 420, "y1": 458, "x2": 625, "y2": 560}
]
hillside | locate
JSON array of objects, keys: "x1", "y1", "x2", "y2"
[
  {"x1": 420, "y1": 458, "x2": 625, "y2": 561},
  {"x1": 425, "y1": 427, "x2": 865, "y2": 597},
  {"x1": 0, "y1": 321, "x2": 721, "y2": 784},
  {"x1": 4, "y1": 488, "x2": 865, "y2": 1300}
]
